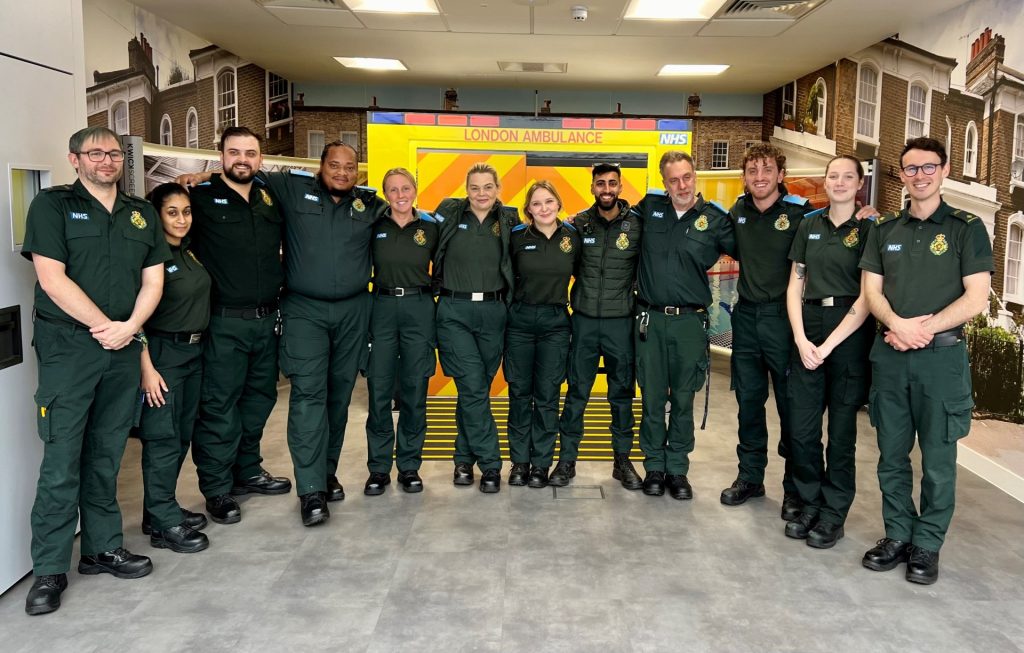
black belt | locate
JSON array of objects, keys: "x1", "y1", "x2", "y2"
[
  {"x1": 804, "y1": 296, "x2": 857, "y2": 307},
  {"x1": 439, "y1": 288, "x2": 505, "y2": 302},
  {"x1": 33, "y1": 312, "x2": 86, "y2": 331},
  {"x1": 877, "y1": 325, "x2": 964, "y2": 348},
  {"x1": 374, "y1": 286, "x2": 430, "y2": 297},
  {"x1": 147, "y1": 329, "x2": 204, "y2": 345},
  {"x1": 638, "y1": 300, "x2": 705, "y2": 316},
  {"x1": 214, "y1": 303, "x2": 278, "y2": 319}
]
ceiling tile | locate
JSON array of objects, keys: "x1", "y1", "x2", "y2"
[{"x1": 264, "y1": 6, "x2": 364, "y2": 28}]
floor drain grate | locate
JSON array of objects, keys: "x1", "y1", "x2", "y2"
[{"x1": 552, "y1": 485, "x2": 605, "y2": 500}]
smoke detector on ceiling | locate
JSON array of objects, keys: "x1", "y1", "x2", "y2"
[{"x1": 571, "y1": 5, "x2": 588, "y2": 21}]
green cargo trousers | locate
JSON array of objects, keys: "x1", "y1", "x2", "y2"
[
  {"x1": 279, "y1": 291, "x2": 371, "y2": 496},
  {"x1": 730, "y1": 300, "x2": 796, "y2": 492},
  {"x1": 365, "y1": 292, "x2": 436, "y2": 474},
  {"x1": 635, "y1": 309, "x2": 708, "y2": 475},
  {"x1": 558, "y1": 313, "x2": 636, "y2": 460},
  {"x1": 436, "y1": 296, "x2": 506, "y2": 472},
  {"x1": 193, "y1": 313, "x2": 279, "y2": 498},
  {"x1": 787, "y1": 306, "x2": 873, "y2": 526},
  {"x1": 868, "y1": 334, "x2": 974, "y2": 551},
  {"x1": 138, "y1": 336, "x2": 203, "y2": 530},
  {"x1": 503, "y1": 303, "x2": 571, "y2": 469},
  {"x1": 30, "y1": 317, "x2": 142, "y2": 574}
]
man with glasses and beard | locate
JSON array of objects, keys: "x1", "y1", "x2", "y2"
[
  {"x1": 551, "y1": 162, "x2": 643, "y2": 489},
  {"x1": 187, "y1": 127, "x2": 291, "y2": 526},
  {"x1": 22, "y1": 126, "x2": 169, "y2": 615}
]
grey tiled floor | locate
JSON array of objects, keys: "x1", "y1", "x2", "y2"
[{"x1": 2, "y1": 370, "x2": 1024, "y2": 653}]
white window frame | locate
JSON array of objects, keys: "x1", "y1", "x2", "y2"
[
  {"x1": 711, "y1": 140, "x2": 729, "y2": 170},
  {"x1": 186, "y1": 108, "x2": 199, "y2": 149},
  {"x1": 340, "y1": 130, "x2": 359, "y2": 154},
  {"x1": 963, "y1": 121, "x2": 978, "y2": 178},
  {"x1": 266, "y1": 71, "x2": 292, "y2": 128},
  {"x1": 1013, "y1": 113, "x2": 1024, "y2": 188},
  {"x1": 159, "y1": 114, "x2": 173, "y2": 146},
  {"x1": 812, "y1": 77, "x2": 827, "y2": 135},
  {"x1": 214, "y1": 66, "x2": 238, "y2": 137},
  {"x1": 1006, "y1": 214, "x2": 1024, "y2": 305},
  {"x1": 906, "y1": 81, "x2": 930, "y2": 140},
  {"x1": 855, "y1": 62, "x2": 881, "y2": 144},
  {"x1": 308, "y1": 130, "x2": 326, "y2": 159},
  {"x1": 782, "y1": 81, "x2": 797, "y2": 122},
  {"x1": 110, "y1": 101, "x2": 129, "y2": 136}
]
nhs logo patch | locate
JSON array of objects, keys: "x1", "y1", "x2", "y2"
[
  {"x1": 887, "y1": 244, "x2": 902, "y2": 252},
  {"x1": 375, "y1": 232, "x2": 388, "y2": 239},
  {"x1": 808, "y1": 233, "x2": 822, "y2": 240},
  {"x1": 659, "y1": 133, "x2": 689, "y2": 146},
  {"x1": 736, "y1": 217, "x2": 747, "y2": 224},
  {"x1": 651, "y1": 211, "x2": 665, "y2": 219},
  {"x1": 458, "y1": 223, "x2": 469, "y2": 230},
  {"x1": 214, "y1": 198, "x2": 228, "y2": 205},
  {"x1": 583, "y1": 237, "x2": 597, "y2": 245},
  {"x1": 304, "y1": 193, "x2": 319, "y2": 202},
  {"x1": 523, "y1": 245, "x2": 537, "y2": 251},
  {"x1": 69, "y1": 212, "x2": 89, "y2": 221},
  {"x1": 166, "y1": 265, "x2": 179, "y2": 274}
]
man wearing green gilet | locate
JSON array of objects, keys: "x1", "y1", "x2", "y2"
[
  {"x1": 720, "y1": 144, "x2": 813, "y2": 519},
  {"x1": 860, "y1": 137, "x2": 992, "y2": 585},
  {"x1": 188, "y1": 127, "x2": 291, "y2": 526},
  {"x1": 22, "y1": 127, "x2": 169, "y2": 615}
]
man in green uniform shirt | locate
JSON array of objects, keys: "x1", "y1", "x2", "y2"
[
  {"x1": 263, "y1": 142, "x2": 386, "y2": 525},
  {"x1": 633, "y1": 151, "x2": 735, "y2": 498},
  {"x1": 720, "y1": 144, "x2": 813, "y2": 518},
  {"x1": 552, "y1": 163, "x2": 643, "y2": 489},
  {"x1": 22, "y1": 126, "x2": 169, "y2": 615},
  {"x1": 188, "y1": 127, "x2": 291, "y2": 525},
  {"x1": 859, "y1": 137, "x2": 992, "y2": 584}
]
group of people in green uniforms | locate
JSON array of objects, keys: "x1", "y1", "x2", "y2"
[{"x1": 20, "y1": 123, "x2": 991, "y2": 615}]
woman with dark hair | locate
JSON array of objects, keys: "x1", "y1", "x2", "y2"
[
  {"x1": 433, "y1": 163, "x2": 520, "y2": 493},
  {"x1": 784, "y1": 154, "x2": 875, "y2": 548},
  {"x1": 504, "y1": 181, "x2": 580, "y2": 488},
  {"x1": 364, "y1": 168, "x2": 438, "y2": 495},
  {"x1": 138, "y1": 182, "x2": 211, "y2": 553}
]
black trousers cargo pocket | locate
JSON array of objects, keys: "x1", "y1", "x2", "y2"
[
  {"x1": 690, "y1": 357, "x2": 710, "y2": 392},
  {"x1": 944, "y1": 396, "x2": 974, "y2": 443},
  {"x1": 34, "y1": 391, "x2": 58, "y2": 443}
]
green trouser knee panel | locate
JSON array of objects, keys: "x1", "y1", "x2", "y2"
[
  {"x1": 558, "y1": 313, "x2": 635, "y2": 459},
  {"x1": 868, "y1": 336, "x2": 973, "y2": 551},
  {"x1": 30, "y1": 319, "x2": 141, "y2": 574},
  {"x1": 138, "y1": 338, "x2": 203, "y2": 530},
  {"x1": 787, "y1": 307, "x2": 872, "y2": 525},
  {"x1": 635, "y1": 311, "x2": 708, "y2": 475},
  {"x1": 730, "y1": 302, "x2": 795, "y2": 490},
  {"x1": 193, "y1": 314, "x2": 279, "y2": 498},
  {"x1": 279, "y1": 292, "x2": 371, "y2": 496},
  {"x1": 436, "y1": 297, "x2": 506, "y2": 471},
  {"x1": 366, "y1": 294, "x2": 436, "y2": 473},
  {"x1": 503, "y1": 303, "x2": 570, "y2": 468}
]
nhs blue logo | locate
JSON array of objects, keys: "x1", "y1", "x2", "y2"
[
  {"x1": 808, "y1": 233, "x2": 822, "y2": 240},
  {"x1": 887, "y1": 244, "x2": 902, "y2": 252},
  {"x1": 583, "y1": 237, "x2": 596, "y2": 245},
  {"x1": 659, "y1": 133, "x2": 689, "y2": 146},
  {"x1": 375, "y1": 232, "x2": 388, "y2": 239}
]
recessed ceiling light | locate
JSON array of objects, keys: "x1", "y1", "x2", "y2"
[
  {"x1": 345, "y1": 0, "x2": 439, "y2": 13},
  {"x1": 334, "y1": 57, "x2": 408, "y2": 70},
  {"x1": 625, "y1": 0, "x2": 727, "y2": 20},
  {"x1": 657, "y1": 64, "x2": 730, "y2": 76},
  {"x1": 498, "y1": 61, "x2": 568, "y2": 73}
]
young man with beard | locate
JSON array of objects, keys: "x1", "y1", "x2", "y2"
[
  {"x1": 187, "y1": 127, "x2": 291, "y2": 525},
  {"x1": 859, "y1": 137, "x2": 992, "y2": 584},
  {"x1": 22, "y1": 127, "x2": 169, "y2": 614},
  {"x1": 551, "y1": 163, "x2": 643, "y2": 488}
]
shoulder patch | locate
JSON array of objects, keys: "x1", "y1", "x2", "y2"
[
  {"x1": 783, "y1": 194, "x2": 808, "y2": 206},
  {"x1": 511, "y1": 223, "x2": 528, "y2": 232},
  {"x1": 289, "y1": 168, "x2": 315, "y2": 177},
  {"x1": 805, "y1": 207, "x2": 826, "y2": 219},
  {"x1": 417, "y1": 210, "x2": 435, "y2": 223},
  {"x1": 562, "y1": 221, "x2": 577, "y2": 233}
]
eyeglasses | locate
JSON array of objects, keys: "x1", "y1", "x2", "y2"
[
  {"x1": 900, "y1": 163, "x2": 939, "y2": 177},
  {"x1": 78, "y1": 149, "x2": 125, "y2": 162}
]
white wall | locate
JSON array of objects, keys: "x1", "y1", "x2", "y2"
[{"x1": 0, "y1": 0, "x2": 87, "y2": 594}]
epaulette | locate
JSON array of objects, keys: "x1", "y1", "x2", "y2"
[
  {"x1": 356, "y1": 184, "x2": 377, "y2": 194},
  {"x1": 950, "y1": 208, "x2": 980, "y2": 223},
  {"x1": 805, "y1": 207, "x2": 827, "y2": 219},
  {"x1": 645, "y1": 189, "x2": 667, "y2": 197},
  {"x1": 416, "y1": 210, "x2": 435, "y2": 223},
  {"x1": 706, "y1": 199, "x2": 728, "y2": 215},
  {"x1": 562, "y1": 221, "x2": 577, "y2": 233},
  {"x1": 501, "y1": 205, "x2": 521, "y2": 226},
  {"x1": 875, "y1": 212, "x2": 899, "y2": 226},
  {"x1": 41, "y1": 184, "x2": 74, "y2": 194},
  {"x1": 253, "y1": 175, "x2": 266, "y2": 186},
  {"x1": 511, "y1": 223, "x2": 528, "y2": 232},
  {"x1": 289, "y1": 168, "x2": 315, "y2": 177},
  {"x1": 783, "y1": 194, "x2": 808, "y2": 206}
]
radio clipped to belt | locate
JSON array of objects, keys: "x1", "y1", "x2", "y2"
[
  {"x1": 274, "y1": 310, "x2": 283, "y2": 337},
  {"x1": 638, "y1": 311, "x2": 650, "y2": 342}
]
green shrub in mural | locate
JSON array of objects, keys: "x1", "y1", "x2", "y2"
[{"x1": 966, "y1": 318, "x2": 1024, "y2": 423}]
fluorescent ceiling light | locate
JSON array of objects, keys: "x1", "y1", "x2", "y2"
[
  {"x1": 345, "y1": 0, "x2": 439, "y2": 13},
  {"x1": 334, "y1": 57, "x2": 407, "y2": 70},
  {"x1": 657, "y1": 64, "x2": 730, "y2": 76},
  {"x1": 625, "y1": 0, "x2": 727, "y2": 20},
  {"x1": 498, "y1": 61, "x2": 568, "y2": 73}
]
